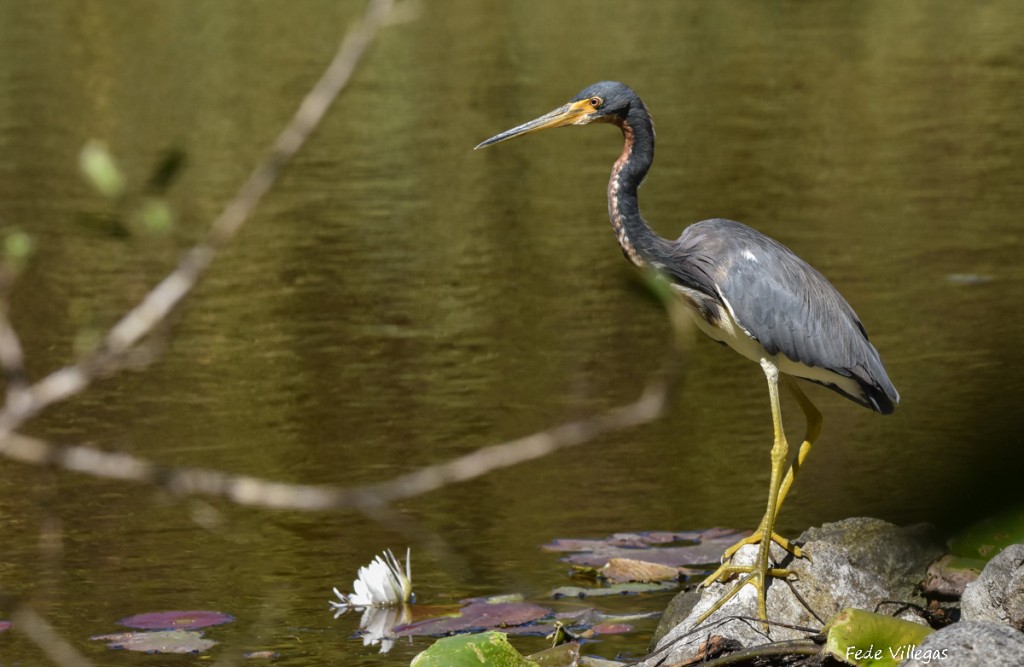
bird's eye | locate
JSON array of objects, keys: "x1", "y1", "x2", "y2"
[{"x1": 589, "y1": 96, "x2": 602, "y2": 108}]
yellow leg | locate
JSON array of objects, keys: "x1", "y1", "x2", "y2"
[
  {"x1": 776, "y1": 376, "x2": 822, "y2": 514},
  {"x1": 718, "y1": 379, "x2": 821, "y2": 564},
  {"x1": 696, "y1": 359, "x2": 800, "y2": 629}
]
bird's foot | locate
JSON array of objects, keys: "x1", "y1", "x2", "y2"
[
  {"x1": 694, "y1": 530, "x2": 805, "y2": 630},
  {"x1": 710, "y1": 530, "x2": 803, "y2": 568}
]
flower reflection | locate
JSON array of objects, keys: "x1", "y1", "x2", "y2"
[
  {"x1": 354, "y1": 605, "x2": 411, "y2": 653},
  {"x1": 329, "y1": 548, "x2": 413, "y2": 653}
]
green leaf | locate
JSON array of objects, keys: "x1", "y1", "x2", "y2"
[
  {"x1": 411, "y1": 631, "x2": 538, "y2": 667},
  {"x1": 949, "y1": 506, "x2": 1024, "y2": 561},
  {"x1": 138, "y1": 198, "x2": 174, "y2": 234},
  {"x1": 822, "y1": 608, "x2": 933, "y2": 666},
  {"x1": 79, "y1": 140, "x2": 125, "y2": 198},
  {"x1": 4, "y1": 232, "x2": 34, "y2": 261}
]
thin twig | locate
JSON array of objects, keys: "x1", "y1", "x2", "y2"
[
  {"x1": 0, "y1": 265, "x2": 30, "y2": 410},
  {"x1": 0, "y1": 375, "x2": 674, "y2": 512},
  {"x1": 0, "y1": 0, "x2": 401, "y2": 435},
  {"x1": 634, "y1": 612, "x2": 821, "y2": 667},
  {"x1": 0, "y1": 0, "x2": 690, "y2": 519},
  {"x1": 10, "y1": 606, "x2": 94, "y2": 667}
]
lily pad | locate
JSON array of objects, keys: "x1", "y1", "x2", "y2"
[
  {"x1": 118, "y1": 610, "x2": 234, "y2": 630},
  {"x1": 590, "y1": 623, "x2": 633, "y2": 635},
  {"x1": 410, "y1": 631, "x2": 537, "y2": 666},
  {"x1": 551, "y1": 581, "x2": 677, "y2": 598},
  {"x1": 822, "y1": 608, "x2": 932, "y2": 666},
  {"x1": 949, "y1": 507, "x2": 1024, "y2": 561},
  {"x1": 543, "y1": 528, "x2": 749, "y2": 568},
  {"x1": 92, "y1": 629, "x2": 216, "y2": 654},
  {"x1": 395, "y1": 600, "x2": 551, "y2": 637}
]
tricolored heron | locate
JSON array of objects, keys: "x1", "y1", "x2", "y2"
[{"x1": 476, "y1": 81, "x2": 899, "y2": 626}]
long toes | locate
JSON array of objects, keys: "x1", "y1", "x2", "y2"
[
  {"x1": 694, "y1": 572, "x2": 760, "y2": 625},
  {"x1": 721, "y1": 533, "x2": 762, "y2": 559},
  {"x1": 769, "y1": 532, "x2": 804, "y2": 558}
]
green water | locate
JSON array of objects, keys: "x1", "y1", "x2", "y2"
[{"x1": 1, "y1": 1, "x2": 1023, "y2": 664}]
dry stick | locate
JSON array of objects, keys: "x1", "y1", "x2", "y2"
[
  {"x1": 0, "y1": 3, "x2": 399, "y2": 663},
  {"x1": 10, "y1": 606, "x2": 94, "y2": 667},
  {"x1": 0, "y1": 0, "x2": 690, "y2": 514},
  {"x1": 0, "y1": 271, "x2": 688, "y2": 511},
  {"x1": 0, "y1": 266, "x2": 30, "y2": 410},
  {"x1": 0, "y1": 375, "x2": 674, "y2": 512},
  {"x1": 0, "y1": 0, "x2": 399, "y2": 436}
]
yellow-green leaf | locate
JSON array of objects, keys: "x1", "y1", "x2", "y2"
[
  {"x1": 79, "y1": 140, "x2": 125, "y2": 198},
  {"x1": 823, "y1": 608, "x2": 933, "y2": 666}
]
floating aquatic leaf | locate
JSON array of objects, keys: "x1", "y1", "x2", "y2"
[
  {"x1": 554, "y1": 608, "x2": 658, "y2": 626},
  {"x1": 590, "y1": 623, "x2": 633, "y2": 635},
  {"x1": 551, "y1": 581, "x2": 677, "y2": 598},
  {"x1": 544, "y1": 528, "x2": 749, "y2": 568},
  {"x1": 395, "y1": 600, "x2": 550, "y2": 637},
  {"x1": 92, "y1": 629, "x2": 216, "y2": 653},
  {"x1": 502, "y1": 623, "x2": 560, "y2": 636},
  {"x1": 410, "y1": 631, "x2": 537, "y2": 666},
  {"x1": 949, "y1": 508, "x2": 1024, "y2": 561},
  {"x1": 118, "y1": 610, "x2": 234, "y2": 630}
]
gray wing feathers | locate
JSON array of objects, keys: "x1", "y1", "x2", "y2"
[{"x1": 671, "y1": 219, "x2": 898, "y2": 413}]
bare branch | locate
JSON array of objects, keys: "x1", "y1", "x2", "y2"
[
  {"x1": 358, "y1": 378, "x2": 672, "y2": 505},
  {"x1": 10, "y1": 605, "x2": 94, "y2": 667},
  {"x1": 0, "y1": 0, "x2": 692, "y2": 519},
  {"x1": 0, "y1": 0, "x2": 402, "y2": 434},
  {"x1": 0, "y1": 306, "x2": 29, "y2": 409},
  {"x1": 0, "y1": 259, "x2": 30, "y2": 408},
  {"x1": 0, "y1": 373, "x2": 675, "y2": 513}
]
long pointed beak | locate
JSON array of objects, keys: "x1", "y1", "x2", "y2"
[{"x1": 475, "y1": 99, "x2": 596, "y2": 149}]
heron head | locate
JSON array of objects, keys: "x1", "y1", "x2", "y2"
[{"x1": 475, "y1": 81, "x2": 639, "y2": 149}]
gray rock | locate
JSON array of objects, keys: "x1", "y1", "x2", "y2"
[
  {"x1": 898, "y1": 621, "x2": 1024, "y2": 667},
  {"x1": 642, "y1": 518, "x2": 943, "y2": 666},
  {"x1": 961, "y1": 543, "x2": 1024, "y2": 631}
]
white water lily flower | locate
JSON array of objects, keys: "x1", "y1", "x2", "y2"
[{"x1": 329, "y1": 548, "x2": 413, "y2": 612}]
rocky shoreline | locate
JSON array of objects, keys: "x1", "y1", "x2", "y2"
[{"x1": 643, "y1": 517, "x2": 1024, "y2": 666}]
